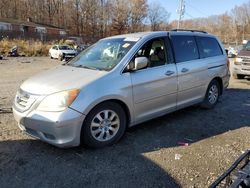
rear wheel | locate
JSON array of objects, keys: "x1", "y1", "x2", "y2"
[
  {"x1": 201, "y1": 80, "x2": 220, "y2": 109},
  {"x1": 81, "y1": 102, "x2": 126, "y2": 148}
]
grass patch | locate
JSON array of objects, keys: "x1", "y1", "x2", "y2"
[{"x1": 0, "y1": 39, "x2": 66, "y2": 56}]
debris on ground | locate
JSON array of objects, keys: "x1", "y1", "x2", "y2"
[
  {"x1": 175, "y1": 154, "x2": 183, "y2": 160},
  {"x1": 178, "y1": 142, "x2": 189, "y2": 146},
  {"x1": 20, "y1": 61, "x2": 31, "y2": 64},
  {"x1": 0, "y1": 108, "x2": 12, "y2": 114}
]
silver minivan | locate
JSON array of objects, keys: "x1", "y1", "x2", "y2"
[{"x1": 13, "y1": 30, "x2": 230, "y2": 148}]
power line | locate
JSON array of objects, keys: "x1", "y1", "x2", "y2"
[
  {"x1": 185, "y1": 12, "x2": 195, "y2": 19},
  {"x1": 185, "y1": 0, "x2": 208, "y2": 18}
]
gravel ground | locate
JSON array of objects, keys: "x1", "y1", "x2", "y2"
[{"x1": 0, "y1": 57, "x2": 249, "y2": 188}]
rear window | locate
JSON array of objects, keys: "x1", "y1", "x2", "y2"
[
  {"x1": 171, "y1": 36, "x2": 199, "y2": 63},
  {"x1": 197, "y1": 37, "x2": 223, "y2": 58}
]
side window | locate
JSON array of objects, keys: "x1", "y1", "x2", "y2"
[
  {"x1": 197, "y1": 37, "x2": 223, "y2": 58},
  {"x1": 134, "y1": 38, "x2": 167, "y2": 68},
  {"x1": 171, "y1": 36, "x2": 199, "y2": 63}
]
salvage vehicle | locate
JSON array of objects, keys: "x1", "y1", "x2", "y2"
[
  {"x1": 233, "y1": 40, "x2": 250, "y2": 79},
  {"x1": 49, "y1": 45, "x2": 77, "y2": 61},
  {"x1": 13, "y1": 30, "x2": 230, "y2": 148}
]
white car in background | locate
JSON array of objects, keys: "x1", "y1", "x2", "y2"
[{"x1": 49, "y1": 45, "x2": 77, "y2": 61}]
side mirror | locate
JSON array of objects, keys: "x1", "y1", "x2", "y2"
[
  {"x1": 225, "y1": 49, "x2": 229, "y2": 55},
  {"x1": 134, "y1": 57, "x2": 148, "y2": 70}
]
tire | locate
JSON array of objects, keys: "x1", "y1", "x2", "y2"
[
  {"x1": 59, "y1": 54, "x2": 64, "y2": 61},
  {"x1": 49, "y1": 53, "x2": 53, "y2": 59},
  {"x1": 201, "y1": 80, "x2": 220, "y2": 109},
  {"x1": 59, "y1": 56, "x2": 63, "y2": 61},
  {"x1": 81, "y1": 102, "x2": 126, "y2": 148},
  {"x1": 233, "y1": 74, "x2": 245, "y2": 79}
]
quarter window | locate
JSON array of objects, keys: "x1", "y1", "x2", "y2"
[
  {"x1": 197, "y1": 37, "x2": 223, "y2": 58},
  {"x1": 171, "y1": 36, "x2": 199, "y2": 63}
]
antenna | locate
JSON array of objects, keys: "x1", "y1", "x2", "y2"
[{"x1": 177, "y1": 0, "x2": 185, "y2": 29}]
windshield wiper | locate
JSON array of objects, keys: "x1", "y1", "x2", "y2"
[{"x1": 74, "y1": 65, "x2": 105, "y2": 71}]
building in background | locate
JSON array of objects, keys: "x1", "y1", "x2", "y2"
[{"x1": 0, "y1": 18, "x2": 67, "y2": 41}]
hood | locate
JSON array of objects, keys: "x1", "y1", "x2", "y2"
[
  {"x1": 20, "y1": 65, "x2": 107, "y2": 95},
  {"x1": 238, "y1": 49, "x2": 250, "y2": 57}
]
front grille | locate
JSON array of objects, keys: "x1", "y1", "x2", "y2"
[
  {"x1": 239, "y1": 56, "x2": 250, "y2": 72},
  {"x1": 14, "y1": 89, "x2": 38, "y2": 112}
]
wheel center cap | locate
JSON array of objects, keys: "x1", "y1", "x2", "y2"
[{"x1": 101, "y1": 120, "x2": 111, "y2": 128}]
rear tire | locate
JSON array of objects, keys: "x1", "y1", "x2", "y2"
[
  {"x1": 201, "y1": 80, "x2": 220, "y2": 109},
  {"x1": 81, "y1": 102, "x2": 126, "y2": 148}
]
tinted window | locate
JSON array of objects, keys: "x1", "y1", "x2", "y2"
[
  {"x1": 197, "y1": 37, "x2": 223, "y2": 58},
  {"x1": 171, "y1": 36, "x2": 199, "y2": 63},
  {"x1": 134, "y1": 38, "x2": 167, "y2": 68}
]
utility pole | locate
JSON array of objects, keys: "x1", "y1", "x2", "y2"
[{"x1": 177, "y1": 0, "x2": 185, "y2": 29}]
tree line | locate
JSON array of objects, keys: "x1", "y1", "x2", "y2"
[
  {"x1": 172, "y1": 1, "x2": 250, "y2": 45},
  {"x1": 1, "y1": 0, "x2": 250, "y2": 44},
  {"x1": 0, "y1": 0, "x2": 170, "y2": 40}
]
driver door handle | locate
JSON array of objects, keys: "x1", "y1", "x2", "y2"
[
  {"x1": 181, "y1": 68, "x2": 189, "y2": 73},
  {"x1": 165, "y1": 70, "x2": 175, "y2": 76}
]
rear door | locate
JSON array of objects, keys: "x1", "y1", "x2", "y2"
[
  {"x1": 171, "y1": 35, "x2": 209, "y2": 109},
  {"x1": 130, "y1": 37, "x2": 178, "y2": 123}
]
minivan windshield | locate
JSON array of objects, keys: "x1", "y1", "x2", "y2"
[{"x1": 67, "y1": 38, "x2": 137, "y2": 71}]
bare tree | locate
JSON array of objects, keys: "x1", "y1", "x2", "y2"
[{"x1": 148, "y1": 3, "x2": 170, "y2": 31}]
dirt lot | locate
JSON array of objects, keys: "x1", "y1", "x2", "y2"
[{"x1": 0, "y1": 57, "x2": 250, "y2": 188}]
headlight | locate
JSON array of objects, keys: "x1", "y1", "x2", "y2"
[
  {"x1": 234, "y1": 57, "x2": 242, "y2": 65},
  {"x1": 37, "y1": 89, "x2": 80, "y2": 112}
]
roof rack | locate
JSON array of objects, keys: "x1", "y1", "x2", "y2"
[{"x1": 171, "y1": 29, "x2": 208, "y2": 34}]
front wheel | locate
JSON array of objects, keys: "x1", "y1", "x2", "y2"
[
  {"x1": 201, "y1": 80, "x2": 220, "y2": 109},
  {"x1": 81, "y1": 102, "x2": 126, "y2": 148},
  {"x1": 59, "y1": 53, "x2": 64, "y2": 61}
]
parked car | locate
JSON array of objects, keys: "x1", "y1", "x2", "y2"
[
  {"x1": 226, "y1": 46, "x2": 238, "y2": 58},
  {"x1": 65, "y1": 36, "x2": 83, "y2": 46},
  {"x1": 49, "y1": 45, "x2": 77, "y2": 61},
  {"x1": 13, "y1": 30, "x2": 230, "y2": 148},
  {"x1": 233, "y1": 40, "x2": 250, "y2": 79}
]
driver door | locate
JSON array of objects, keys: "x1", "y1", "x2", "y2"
[{"x1": 130, "y1": 37, "x2": 178, "y2": 124}]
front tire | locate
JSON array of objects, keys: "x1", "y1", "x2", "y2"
[
  {"x1": 59, "y1": 54, "x2": 64, "y2": 61},
  {"x1": 201, "y1": 80, "x2": 220, "y2": 109},
  {"x1": 81, "y1": 102, "x2": 126, "y2": 148}
]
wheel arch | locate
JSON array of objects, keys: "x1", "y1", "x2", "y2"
[
  {"x1": 212, "y1": 77, "x2": 223, "y2": 95},
  {"x1": 82, "y1": 99, "x2": 132, "y2": 128}
]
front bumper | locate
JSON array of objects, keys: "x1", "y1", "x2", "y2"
[
  {"x1": 233, "y1": 64, "x2": 250, "y2": 76},
  {"x1": 13, "y1": 106, "x2": 85, "y2": 148}
]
